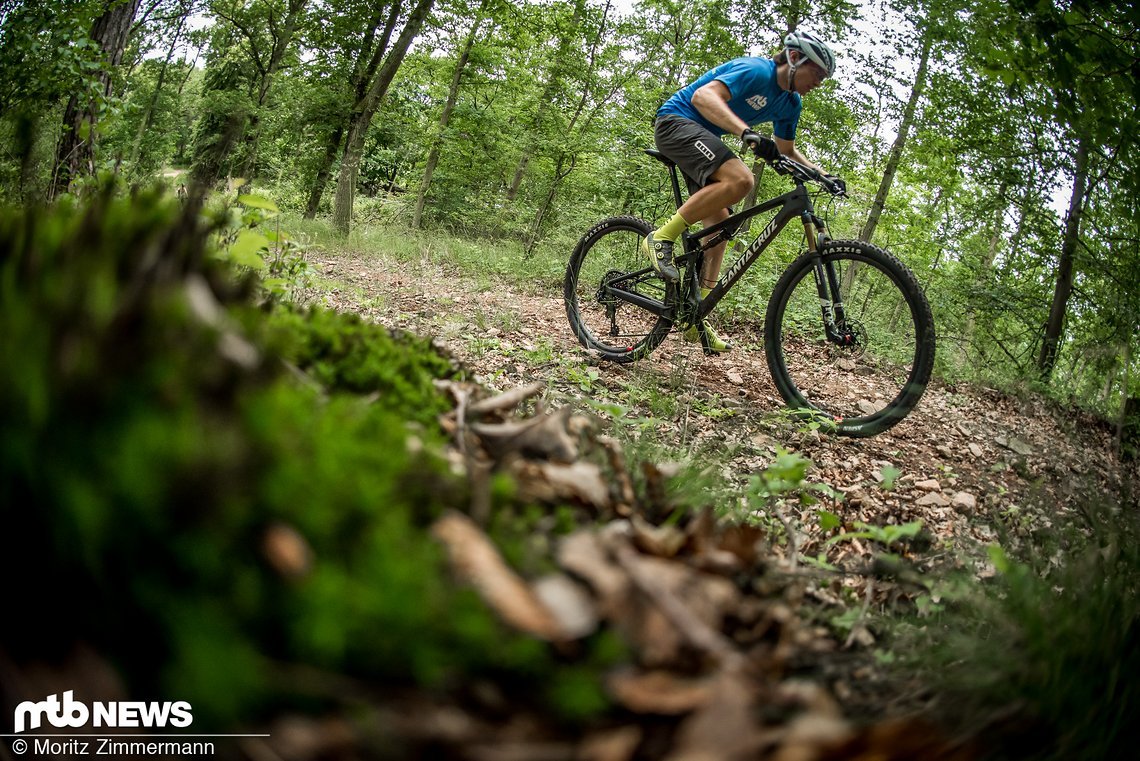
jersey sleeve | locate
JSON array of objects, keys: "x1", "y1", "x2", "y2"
[{"x1": 712, "y1": 59, "x2": 762, "y2": 100}]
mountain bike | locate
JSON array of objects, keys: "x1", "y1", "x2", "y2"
[{"x1": 563, "y1": 149, "x2": 936, "y2": 437}]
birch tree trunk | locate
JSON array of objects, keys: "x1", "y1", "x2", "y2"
[
  {"x1": 859, "y1": 29, "x2": 932, "y2": 245},
  {"x1": 412, "y1": 2, "x2": 486, "y2": 229},
  {"x1": 1037, "y1": 133, "x2": 1091, "y2": 380},
  {"x1": 333, "y1": 0, "x2": 435, "y2": 234}
]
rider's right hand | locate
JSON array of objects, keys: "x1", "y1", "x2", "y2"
[
  {"x1": 822, "y1": 174, "x2": 848, "y2": 196},
  {"x1": 741, "y1": 129, "x2": 780, "y2": 162}
]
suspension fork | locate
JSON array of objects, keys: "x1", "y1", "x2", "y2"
[{"x1": 803, "y1": 214, "x2": 850, "y2": 343}]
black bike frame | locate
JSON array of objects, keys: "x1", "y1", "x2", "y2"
[
  {"x1": 606, "y1": 156, "x2": 849, "y2": 342},
  {"x1": 680, "y1": 185, "x2": 813, "y2": 322}
]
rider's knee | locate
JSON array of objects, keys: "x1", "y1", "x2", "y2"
[
  {"x1": 735, "y1": 173, "x2": 755, "y2": 199},
  {"x1": 724, "y1": 167, "x2": 754, "y2": 201}
]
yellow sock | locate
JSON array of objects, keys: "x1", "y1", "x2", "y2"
[
  {"x1": 700, "y1": 286, "x2": 712, "y2": 298},
  {"x1": 655, "y1": 211, "x2": 690, "y2": 242}
]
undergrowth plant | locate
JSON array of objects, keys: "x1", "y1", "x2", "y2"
[
  {"x1": 0, "y1": 186, "x2": 621, "y2": 731},
  {"x1": 892, "y1": 508, "x2": 1140, "y2": 761}
]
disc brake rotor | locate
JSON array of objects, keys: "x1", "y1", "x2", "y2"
[{"x1": 836, "y1": 319, "x2": 868, "y2": 358}]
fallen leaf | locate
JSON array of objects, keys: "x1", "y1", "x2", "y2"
[
  {"x1": 514, "y1": 460, "x2": 611, "y2": 510},
  {"x1": 556, "y1": 530, "x2": 631, "y2": 616},
  {"x1": 631, "y1": 514, "x2": 687, "y2": 558},
  {"x1": 666, "y1": 667, "x2": 763, "y2": 761},
  {"x1": 577, "y1": 726, "x2": 642, "y2": 761},
  {"x1": 532, "y1": 574, "x2": 599, "y2": 639},
  {"x1": 433, "y1": 511, "x2": 567, "y2": 641},
  {"x1": 607, "y1": 668, "x2": 715, "y2": 714},
  {"x1": 471, "y1": 407, "x2": 578, "y2": 462}
]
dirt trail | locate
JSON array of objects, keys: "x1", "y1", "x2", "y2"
[{"x1": 307, "y1": 247, "x2": 1134, "y2": 572}]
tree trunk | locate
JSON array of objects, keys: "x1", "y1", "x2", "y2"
[
  {"x1": 413, "y1": 2, "x2": 486, "y2": 229},
  {"x1": 1037, "y1": 134, "x2": 1091, "y2": 380},
  {"x1": 859, "y1": 28, "x2": 932, "y2": 245},
  {"x1": 333, "y1": 0, "x2": 436, "y2": 234},
  {"x1": 52, "y1": 0, "x2": 144, "y2": 197},
  {"x1": 731, "y1": 160, "x2": 766, "y2": 253},
  {"x1": 782, "y1": 0, "x2": 802, "y2": 35},
  {"x1": 963, "y1": 181, "x2": 1007, "y2": 347},
  {"x1": 15, "y1": 110, "x2": 41, "y2": 201},
  {"x1": 525, "y1": 152, "x2": 576, "y2": 258},
  {"x1": 304, "y1": 124, "x2": 345, "y2": 218},
  {"x1": 506, "y1": 157, "x2": 529, "y2": 201},
  {"x1": 505, "y1": 0, "x2": 585, "y2": 202},
  {"x1": 522, "y1": 0, "x2": 609, "y2": 251},
  {"x1": 303, "y1": 1, "x2": 400, "y2": 217},
  {"x1": 1007, "y1": 184, "x2": 1034, "y2": 260},
  {"x1": 129, "y1": 12, "x2": 187, "y2": 168},
  {"x1": 239, "y1": 0, "x2": 309, "y2": 180}
]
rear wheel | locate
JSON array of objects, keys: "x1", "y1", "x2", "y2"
[
  {"x1": 564, "y1": 216, "x2": 677, "y2": 362},
  {"x1": 764, "y1": 239, "x2": 935, "y2": 437}
]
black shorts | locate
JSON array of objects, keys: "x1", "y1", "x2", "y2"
[{"x1": 653, "y1": 114, "x2": 737, "y2": 196}]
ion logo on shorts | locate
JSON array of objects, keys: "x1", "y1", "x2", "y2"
[{"x1": 693, "y1": 140, "x2": 715, "y2": 161}]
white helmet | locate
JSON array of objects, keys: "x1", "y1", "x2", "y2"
[{"x1": 784, "y1": 30, "x2": 837, "y2": 78}]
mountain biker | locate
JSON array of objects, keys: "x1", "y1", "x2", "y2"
[{"x1": 642, "y1": 30, "x2": 845, "y2": 354}]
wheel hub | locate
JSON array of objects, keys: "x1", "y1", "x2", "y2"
[
  {"x1": 836, "y1": 319, "x2": 868, "y2": 356},
  {"x1": 596, "y1": 269, "x2": 629, "y2": 305}
]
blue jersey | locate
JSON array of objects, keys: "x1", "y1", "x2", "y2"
[{"x1": 657, "y1": 57, "x2": 802, "y2": 141}]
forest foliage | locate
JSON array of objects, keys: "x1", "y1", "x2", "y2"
[{"x1": 2, "y1": 0, "x2": 1137, "y2": 422}]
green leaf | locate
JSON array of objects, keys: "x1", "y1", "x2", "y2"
[
  {"x1": 988, "y1": 544, "x2": 1011, "y2": 574},
  {"x1": 879, "y1": 466, "x2": 901, "y2": 490},
  {"x1": 263, "y1": 278, "x2": 289, "y2": 294},
  {"x1": 238, "y1": 194, "x2": 279, "y2": 213},
  {"x1": 228, "y1": 230, "x2": 269, "y2": 270},
  {"x1": 881, "y1": 520, "x2": 924, "y2": 545},
  {"x1": 818, "y1": 510, "x2": 841, "y2": 532}
]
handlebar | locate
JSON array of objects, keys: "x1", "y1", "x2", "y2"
[{"x1": 765, "y1": 154, "x2": 847, "y2": 198}]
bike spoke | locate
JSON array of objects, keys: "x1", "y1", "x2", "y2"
[
  {"x1": 567, "y1": 221, "x2": 672, "y2": 357},
  {"x1": 776, "y1": 255, "x2": 921, "y2": 423}
]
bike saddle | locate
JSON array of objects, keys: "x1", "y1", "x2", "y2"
[{"x1": 643, "y1": 149, "x2": 676, "y2": 168}]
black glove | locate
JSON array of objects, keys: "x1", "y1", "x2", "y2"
[
  {"x1": 823, "y1": 174, "x2": 847, "y2": 195},
  {"x1": 741, "y1": 129, "x2": 780, "y2": 162}
]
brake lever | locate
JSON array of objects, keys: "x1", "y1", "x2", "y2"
[
  {"x1": 771, "y1": 157, "x2": 793, "y2": 175},
  {"x1": 819, "y1": 176, "x2": 848, "y2": 198}
]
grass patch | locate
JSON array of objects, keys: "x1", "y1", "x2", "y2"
[
  {"x1": 889, "y1": 503, "x2": 1140, "y2": 761},
  {"x1": 283, "y1": 213, "x2": 566, "y2": 296}
]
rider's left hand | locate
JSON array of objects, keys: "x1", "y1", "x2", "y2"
[{"x1": 823, "y1": 174, "x2": 847, "y2": 196}]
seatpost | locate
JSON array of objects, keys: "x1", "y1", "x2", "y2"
[{"x1": 669, "y1": 166, "x2": 683, "y2": 209}]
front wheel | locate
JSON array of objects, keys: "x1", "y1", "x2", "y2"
[
  {"x1": 764, "y1": 240, "x2": 936, "y2": 437},
  {"x1": 564, "y1": 216, "x2": 678, "y2": 363}
]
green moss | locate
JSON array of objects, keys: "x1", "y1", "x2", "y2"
[{"x1": 0, "y1": 188, "x2": 615, "y2": 732}]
